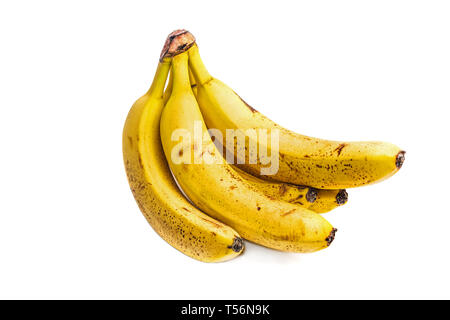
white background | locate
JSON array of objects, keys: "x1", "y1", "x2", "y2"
[{"x1": 0, "y1": 0, "x2": 449, "y2": 299}]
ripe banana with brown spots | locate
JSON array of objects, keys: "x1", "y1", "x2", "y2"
[
  {"x1": 160, "y1": 50, "x2": 336, "y2": 253},
  {"x1": 187, "y1": 63, "x2": 347, "y2": 213},
  {"x1": 122, "y1": 33, "x2": 244, "y2": 262},
  {"x1": 187, "y1": 39, "x2": 406, "y2": 189}
]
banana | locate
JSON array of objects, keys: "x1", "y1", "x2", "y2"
[
  {"x1": 160, "y1": 49, "x2": 336, "y2": 253},
  {"x1": 166, "y1": 73, "x2": 339, "y2": 213},
  {"x1": 187, "y1": 41, "x2": 406, "y2": 189},
  {"x1": 122, "y1": 32, "x2": 244, "y2": 262},
  {"x1": 187, "y1": 62, "x2": 346, "y2": 213}
]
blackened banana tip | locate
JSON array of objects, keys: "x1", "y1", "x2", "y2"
[
  {"x1": 396, "y1": 151, "x2": 406, "y2": 169},
  {"x1": 306, "y1": 188, "x2": 318, "y2": 203},
  {"x1": 229, "y1": 237, "x2": 244, "y2": 253},
  {"x1": 336, "y1": 189, "x2": 348, "y2": 205},
  {"x1": 326, "y1": 228, "x2": 337, "y2": 246}
]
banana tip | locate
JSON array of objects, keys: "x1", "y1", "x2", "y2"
[
  {"x1": 396, "y1": 151, "x2": 406, "y2": 169},
  {"x1": 336, "y1": 190, "x2": 348, "y2": 205},
  {"x1": 326, "y1": 228, "x2": 337, "y2": 246},
  {"x1": 229, "y1": 237, "x2": 244, "y2": 253},
  {"x1": 306, "y1": 188, "x2": 318, "y2": 203}
]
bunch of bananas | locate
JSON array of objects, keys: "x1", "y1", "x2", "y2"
[{"x1": 122, "y1": 30, "x2": 405, "y2": 262}]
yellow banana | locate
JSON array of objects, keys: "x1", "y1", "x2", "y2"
[
  {"x1": 122, "y1": 32, "x2": 244, "y2": 262},
  {"x1": 187, "y1": 41, "x2": 406, "y2": 189},
  {"x1": 188, "y1": 62, "x2": 346, "y2": 213},
  {"x1": 160, "y1": 50, "x2": 336, "y2": 253}
]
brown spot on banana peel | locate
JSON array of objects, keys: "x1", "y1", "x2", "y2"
[
  {"x1": 326, "y1": 228, "x2": 338, "y2": 246},
  {"x1": 160, "y1": 29, "x2": 196, "y2": 61},
  {"x1": 285, "y1": 160, "x2": 296, "y2": 171},
  {"x1": 279, "y1": 184, "x2": 287, "y2": 196},
  {"x1": 290, "y1": 194, "x2": 305, "y2": 205},
  {"x1": 137, "y1": 155, "x2": 144, "y2": 169},
  {"x1": 234, "y1": 92, "x2": 258, "y2": 113},
  {"x1": 396, "y1": 151, "x2": 406, "y2": 169},
  {"x1": 228, "y1": 237, "x2": 244, "y2": 253},
  {"x1": 281, "y1": 209, "x2": 296, "y2": 217},
  {"x1": 336, "y1": 189, "x2": 348, "y2": 205},
  {"x1": 198, "y1": 216, "x2": 223, "y2": 229},
  {"x1": 334, "y1": 143, "x2": 347, "y2": 156}
]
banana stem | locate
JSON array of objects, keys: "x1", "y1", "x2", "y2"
[
  {"x1": 147, "y1": 61, "x2": 171, "y2": 99},
  {"x1": 171, "y1": 53, "x2": 191, "y2": 94},
  {"x1": 188, "y1": 45, "x2": 213, "y2": 85},
  {"x1": 158, "y1": 29, "x2": 198, "y2": 97}
]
